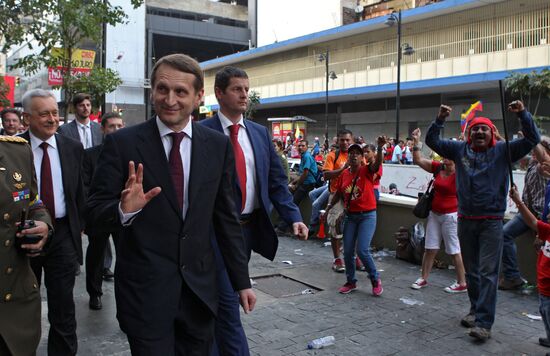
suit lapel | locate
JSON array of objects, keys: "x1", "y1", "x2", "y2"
[
  {"x1": 55, "y1": 135, "x2": 72, "y2": 201},
  {"x1": 186, "y1": 122, "x2": 208, "y2": 214},
  {"x1": 136, "y1": 119, "x2": 182, "y2": 219},
  {"x1": 244, "y1": 120, "x2": 265, "y2": 192}
]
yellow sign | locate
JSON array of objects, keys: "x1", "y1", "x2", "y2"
[{"x1": 51, "y1": 48, "x2": 96, "y2": 70}]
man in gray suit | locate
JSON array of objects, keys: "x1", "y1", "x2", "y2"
[{"x1": 58, "y1": 93, "x2": 102, "y2": 148}]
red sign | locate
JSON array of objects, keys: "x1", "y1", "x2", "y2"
[
  {"x1": 48, "y1": 67, "x2": 92, "y2": 86},
  {"x1": 0, "y1": 76, "x2": 15, "y2": 109}
]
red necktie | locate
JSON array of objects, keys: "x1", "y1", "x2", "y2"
[
  {"x1": 169, "y1": 132, "x2": 185, "y2": 211},
  {"x1": 40, "y1": 142, "x2": 55, "y2": 219},
  {"x1": 229, "y1": 124, "x2": 246, "y2": 211}
]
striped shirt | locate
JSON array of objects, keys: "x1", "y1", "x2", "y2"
[{"x1": 523, "y1": 160, "x2": 548, "y2": 218}]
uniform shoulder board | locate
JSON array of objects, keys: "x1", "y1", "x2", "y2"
[{"x1": 0, "y1": 135, "x2": 28, "y2": 144}]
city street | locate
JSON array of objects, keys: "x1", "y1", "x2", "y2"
[{"x1": 38, "y1": 234, "x2": 546, "y2": 355}]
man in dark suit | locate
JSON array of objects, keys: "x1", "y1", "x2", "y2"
[
  {"x1": 57, "y1": 93, "x2": 102, "y2": 148},
  {"x1": 201, "y1": 66, "x2": 307, "y2": 356},
  {"x1": 82, "y1": 112, "x2": 125, "y2": 310},
  {"x1": 20, "y1": 89, "x2": 85, "y2": 355},
  {"x1": 87, "y1": 54, "x2": 255, "y2": 355}
]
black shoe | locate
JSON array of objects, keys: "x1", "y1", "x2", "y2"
[
  {"x1": 540, "y1": 337, "x2": 550, "y2": 347},
  {"x1": 102, "y1": 268, "x2": 114, "y2": 281},
  {"x1": 89, "y1": 296, "x2": 102, "y2": 310},
  {"x1": 461, "y1": 313, "x2": 475, "y2": 328},
  {"x1": 469, "y1": 326, "x2": 491, "y2": 341}
]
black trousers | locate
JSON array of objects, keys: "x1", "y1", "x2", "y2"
[
  {"x1": 30, "y1": 218, "x2": 78, "y2": 356},
  {"x1": 85, "y1": 230, "x2": 119, "y2": 297},
  {"x1": 127, "y1": 282, "x2": 214, "y2": 356}
]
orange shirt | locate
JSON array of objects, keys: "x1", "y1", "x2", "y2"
[{"x1": 323, "y1": 150, "x2": 348, "y2": 192}]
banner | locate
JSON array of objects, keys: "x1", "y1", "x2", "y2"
[{"x1": 48, "y1": 48, "x2": 96, "y2": 86}]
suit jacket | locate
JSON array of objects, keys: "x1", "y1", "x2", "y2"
[
  {"x1": 200, "y1": 115, "x2": 302, "y2": 260},
  {"x1": 0, "y1": 137, "x2": 52, "y2": 356},
  {"x1": 58, "y1": 119, "x2": 103, "y2": 147},
  {"x1": 20, "y1": 131, "x2": 86, "y2": 263},
  {"x1": 86, "y1": 118, "x2": 250, "y2": 339}
]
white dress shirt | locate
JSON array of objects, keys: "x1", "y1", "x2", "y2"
[
  {"x1": 218, "y1": 111, "x2": 259, "y2": 214},
  {"x1": 75, "y1": 120, "x2": 92, "y2": 149},
  {"x1": 29, "y1": 132, "x2": 67, "y2": 218},
  {"x1": 120, "y1": 117, "x2": 192, "y2": 223}
]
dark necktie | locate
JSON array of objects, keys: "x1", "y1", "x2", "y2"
[
  {"x1": 169, "y1": 132, "x2": 185, "y2": 211},
  {"x1": 229, "y1": 124, "x2": 247, "y2": 211},
  {"x1": 40, "y1": 142, "x2": 55, "y2": 219}
]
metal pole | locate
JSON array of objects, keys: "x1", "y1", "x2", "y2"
[
  {"x1": 325, "y1": 50, "x2": 329, "y2": 150},
  {"x1": 395, "y1": 10, "x2": 402, "y2": 143},
  {"x1": 498, "y1": 80, "x2": 514, "y2": 187}
]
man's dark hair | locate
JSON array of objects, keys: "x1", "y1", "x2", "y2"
[
  {"x1": 100, "y1": 111, "x2": 122, "y2": 128},
  {"x1": 338, "y1": 129, "x2": 353, "y2": 137},
  {"x1": 214, "y1": 66, "x2": 248, "y2": 93},
  {"x1": 272, "y1": 139, "x2": 284, "y2": 150},
  {"x1": 300, "y1": 139, "x2": 309, "y2": 146},
  {"x1": 150, "y1": 54, "x2": 204, "y2": 92},
  {"x1": 72, "y1": 93, "x2": 92, "y2": 108},
  {"x1": 364, "y1": 143, "x2": 377, "y2": 152},
  {"x1": 399, "y1": 140, "x2": 405, "y2": 144},
  {"x1": 1, "y1": 108, "x2": 21, "y2": 121}
]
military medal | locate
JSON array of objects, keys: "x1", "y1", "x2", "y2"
[{"x1": 12, "y1": 172, "x2": 22, "y2": 182}]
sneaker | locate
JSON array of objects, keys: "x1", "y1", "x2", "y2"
[
  {"x1": 411, "y1": 278, "x2": 428, "y2": 290},
  {"x1": 372, "y1": 278, "x2": 383, "y2": 296},
  {"x1": 339, "y1": 282, "x2": 357, "y2": 294},
  {"x1": 332, "y1": 258, "x2": 345, "y2": 273},
  {"x1": 498, "y1": 277, "x2": 526, "y2": 290},
  {"x1": 461, "y1": 313, "x2": 475, "y2": 328},
  {"x1": 355, "y1": 258, "x2": 365, "y2": 271},
  {"x1": 469, "y1": 326, "x2": 491, "y2": 341},
  {"x1": 444, "y1": 282, "x2": 467, "y2": 293}
]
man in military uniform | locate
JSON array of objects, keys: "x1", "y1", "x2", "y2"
[{"x1": 0, "y1": 135, "x2": 52, "y2": 355}]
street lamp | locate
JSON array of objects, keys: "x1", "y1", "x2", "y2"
[
  {"x1": 318, "y1": 51, "x2": 338, "y2": 151},
  {"x1": 385, "y1": 10, "x2": 414, "y2": 143}
]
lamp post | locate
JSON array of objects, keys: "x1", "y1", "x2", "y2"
[
  {"x1": 318, "y1": 51, "x2": 338, "y2": 151},
  {"x1": 385, "y1": 10, "x2": 414, "y2": 143}
]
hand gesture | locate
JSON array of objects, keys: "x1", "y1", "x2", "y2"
[
  {"x1": 411, "y1": 128, "x2": 421, "y2": 144},
  {"x1": 292, "y1": 222, "x2": 308, "y2": 240},
  {"x1": 438, "y1": 105, "x2": 452, "y2": 120},
  {"x1": 17, "y1": 220, "x2": 50, "y2": 257},
  {"x1": 376, "y1": 135, "x2": 387, "y2": 147},
  {"x1": 238, "y1": 288, "x2": 256, "y2": 314},
  {"x1": 509, "y1": 184, "x2": 521, "y2": 204},
  {"x1": 120, "y1": 161, "x2": 162, "y2": 214},
  {"x1": 508, "y1": 100, "x2": 525, "y2": 113}
]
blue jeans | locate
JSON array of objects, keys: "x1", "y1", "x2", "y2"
[
  {"x1": 343, "y1": 211, "x2": 378, "y2": 284},
  {"x1": 540, "y1": 294, "x2": 550, "y2": 340},
  {"x1": 502, "y1": 214, "x2": 529, "y2": 280},
  {"x1": 458, "y1": 218, "x2": 503, "y2": 329},
  {"x1": 308, "y1": 185, "x2": 329, "y2": 226}
]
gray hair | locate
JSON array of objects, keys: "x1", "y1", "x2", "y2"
[{"x1": 22, "y1": 89, "x2": 56, "y2": 113}]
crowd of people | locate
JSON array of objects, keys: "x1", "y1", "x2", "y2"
[{"x1": 1, "y1": 51, "x2": 550, "y2": 355}]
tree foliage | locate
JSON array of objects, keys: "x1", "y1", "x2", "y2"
[
  {"x1": 0, "y1": 77, "x2": 11, "y2": 108},
  {"x1": 0, "y1": 0, "x2": 143, "y2": 112},
  {"x1": 70, "y1": 67, "x2": 122, "y2": 109},
  {"x1": 245, "y1": 90, "x2": 261, "y2": 119},
  {"x1": 505, "y1": 69, "x2": 550, "y2": 124}
]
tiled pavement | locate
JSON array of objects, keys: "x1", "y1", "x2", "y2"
[{"x1": 38, "y1": 235, "x2": 547, "y2": 355}]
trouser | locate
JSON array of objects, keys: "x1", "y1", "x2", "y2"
[
  {"x1": 308, "y1": 185, "x2": 329, "y2": 226},
  {"x1": 210, "y1": 223, "x2": 252, "y2": 356},
  {"x1": 103, "y1": 240, "x2": 113, "y2": 269},
  {"x1": 458, "y1": 218, "x2": 503, "y2": 329},
  {"x1": 501, "y1": 213, "x2": 529, "y2": 280},
  {"x1": 30, "y1": 218, "x2": 78, "y2": 356},
  {"x1": 540, "y1": 294, "x2": 550, "y2": 341},
  {"x1": 85, "y1": 231, "x2": 119, "y2": 298},
  {"x1": 127, "y1": 282, "x2": 214, "y2": 356},
  {"x1": 343, "y1": 211, "x2": 378, "y2": 283}
]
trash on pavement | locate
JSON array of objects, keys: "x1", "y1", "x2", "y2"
[
  {"x1": 301, "y1": 289, "x2": 314, "y2": 295},
  {"x1": 399, "y1": 297, "x2": 424, "y2": 306},
  {"x1": 282, "y1": 260, "x2": 293, "y2": 265},
  {"x1": 522, "y1": 312, "x2": 542, "y2": 320}
]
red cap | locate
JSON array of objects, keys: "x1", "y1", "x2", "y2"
[{"x1": 467, "y1": 117, "x2": 496, "y2": 148}]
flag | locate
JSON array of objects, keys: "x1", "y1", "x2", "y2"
[
  {"x1": 461, "y1": 101, "x2": 483, "y2": 133},
  {"x1": 294, "y1": 125, "x2": 302, "y2": 143}
]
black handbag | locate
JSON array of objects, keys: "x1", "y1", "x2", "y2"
[{"x1": 413, "y1": 165, "x2": 443, "y2": 219}]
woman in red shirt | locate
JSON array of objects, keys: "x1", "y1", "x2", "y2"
[
  {"x1": 410, "y1": 128, "x2": 467, "y2": 293},
  {"x1": 324, "y1": 139, "x2": 385, "y2": 296}
]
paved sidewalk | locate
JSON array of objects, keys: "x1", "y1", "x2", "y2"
[{"x1": 38, "y1": 235, "x2": 546, "y2": 355}]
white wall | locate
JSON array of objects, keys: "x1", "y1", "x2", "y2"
[
  {"x1": 105, "y1": 0, "x2": 146, "y2": 106},
  {"x1": 257, "y1": 0, "x2": 342, "y2": 47}
]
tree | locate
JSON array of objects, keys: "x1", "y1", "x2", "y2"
[
  {"x1": 245, "y1": 90, "x2": 261, "y2": 119},
  {"x1": 0, "y1": 77, "x2": 11, "y2": 108},
  {"x1": 505, "y1": 69, "x2": 550, "y2": 125},
  {"x1": 70, "y1": 67, "x2": 122, "y2": 110},
  {"x1": 0, "y1": 0, "x2": 143, "y2": 115}
]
